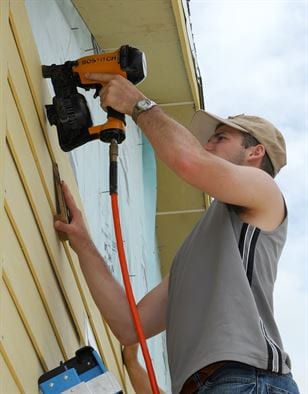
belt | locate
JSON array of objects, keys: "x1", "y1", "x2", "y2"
[{"x1": 180, "y1": 362, "x2": 227, "y2": 393}]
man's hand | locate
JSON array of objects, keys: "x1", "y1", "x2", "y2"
[
  {"x1": 54, "y1": 182, "x2": 97, "y2": 256},
  {"x1": 85, "y1": 73, "x2": 145, "y2": 116},
  {"x1": 122, "y1": 343, "x2": 139, "y2": 364},
  {"x1": 123, "y1": 344, "x2": 166, "y2": 394}
]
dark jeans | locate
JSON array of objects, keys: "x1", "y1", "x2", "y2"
[{"x1": 194, "y1": 362, "x2": 300, "y2": 393}]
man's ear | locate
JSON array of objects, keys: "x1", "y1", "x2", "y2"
[{"x1": 247, "y1": 144, "x2": 266, "y2": 163}]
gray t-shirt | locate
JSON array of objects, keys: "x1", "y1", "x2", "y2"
[{"x1": 167, "y1": 200, "x2": 291, "y2": 393}]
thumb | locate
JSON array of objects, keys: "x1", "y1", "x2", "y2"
[
  {"x1": 85, "y1": 72, "x2": 114, "y2": 83},
  {"x1": 54, "y1": 220, "x2": 71, "y2": 234}
]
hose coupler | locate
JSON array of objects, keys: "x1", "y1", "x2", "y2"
[{"x1": 109, "y1": 139, "x2": 118, "y2": 195}]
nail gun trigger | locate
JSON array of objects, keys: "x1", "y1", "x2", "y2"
[{"x1": 93, "y1": 85, "x2": 101, "y2": 99}]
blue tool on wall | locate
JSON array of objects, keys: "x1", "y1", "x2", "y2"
[{"x1": 38, "y1": 346, "x2": 122, "y2": 394}]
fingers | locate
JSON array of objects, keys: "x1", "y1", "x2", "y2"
[
  {"x1": 98, "y1": 87, "x2": 107, "y2": 112},
  {"x1": 61, "y1": 181, "x2": 79, "y2": 216},
  {"x1": 54, "y1": 182, "x2": 77, "y2": 235},
  {"x1": 85, "y1": 73, "x2": 143, "y2": 116},
  {"x1": 86, "y1": 73, "x2": 121, "y2": 112},
  {"x1": 85, "y1": 72, "x2": 117, "y2": 83},
  {"x1": 54, "y1": 219, "x2": 70, "y2": 233}
]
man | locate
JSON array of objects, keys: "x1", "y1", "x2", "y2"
[{"x1": 55, "y1": 74, "x2": 300, "y2": 393}]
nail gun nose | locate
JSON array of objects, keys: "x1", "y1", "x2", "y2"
[{"x1": 42, "y1": 64, "x2": 53, "y2": 79}]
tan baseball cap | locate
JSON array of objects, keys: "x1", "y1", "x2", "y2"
[{"x1": 190, "y1": 110, "x2": 287, "y2": 176}]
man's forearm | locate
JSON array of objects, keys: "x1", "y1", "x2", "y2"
[
  {"x1": 123, "y1": 345, "x2": 166, "y2": 394},
  {"x1": 137, "y1": 106, "x2": 204, "y2": 183},
  {"x1": 54, "y1": 182, "x2": 137, "y2": 344},
  {"x1": 76, "y1": 244, "x2": 137, "y2": 344}
]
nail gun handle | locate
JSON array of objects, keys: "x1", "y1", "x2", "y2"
[
  {"x1": 88, "y1": 107, "x2": 126, "y2": 144},
  {"x1": 100, "y1": 107, "x2": 126, "y2": 144},
  {"x1": 107, "y1": 107, "x2": 125, "y2": 124}
]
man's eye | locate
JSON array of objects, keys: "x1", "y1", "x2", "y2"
[{"x1": 217, "y1": 135, "x2": 225, "y2": 141}]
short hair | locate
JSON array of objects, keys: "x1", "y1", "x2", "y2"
[{"x1": 241, "y1": 132, "x2": 275, "y2": 177}]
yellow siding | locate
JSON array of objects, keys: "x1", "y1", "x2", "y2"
[
  {"x1": 1, "y1": 278, "x2": 44, "y2": 393},
  {"x1": 3, "y1": 210, "x2": 65, "y2": 370},
  {"x1": 0, "y1": 1, "x2": 9, "y2": 394},
  {"x1": 0, "y1": 350, "x2": 21, "y2": 394},
  {"x1": 0, "y1": 0, "x2": 128, "y2": 391}
]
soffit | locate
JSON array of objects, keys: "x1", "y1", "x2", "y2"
[{"x1": 73, "y1": 0, "x2": 194, "y2": 103}]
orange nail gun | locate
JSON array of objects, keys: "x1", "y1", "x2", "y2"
[{"x1": 42, "y1": 45, "x2": 146, "y2": 151}]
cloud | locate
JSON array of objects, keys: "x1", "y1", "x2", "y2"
[{"x1": 190, "y1": 1, "x2": 307, "y2": 122}]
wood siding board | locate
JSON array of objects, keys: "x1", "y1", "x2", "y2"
[
  {"x1": 0, "y1": 1, "x2": 8, "y2": 191},
  {"x1": 8, "y1": 1, "x2": 68, "y2": 169},
  {"x1": 60, "y1": 236, "x2": 126, "y2": 384},
  {"x1": 64, "y1": 254, "x2": 127, "y2": 385},
  {"x1": 4, "y1": 199, "x2": 70, "y2": 360},
  {"x1": 0, "y1": 0, "x2": 9, "y2": 345},
  {"x1": 5, "y1": 149, "x2": 80, "y2": 358},
  {"x1": 10, "y1": 3, "x2": 126, "y2": 376},
  {"x1": 9, "y1": 1, "x2": 48, "y2": 133},
  {"x1": 2, "y1": 271, "x2": 49, "y2": 371},
  {"x1": 0, "y1": 343, "x2": 25, "y2": 394},
  {"x1": 8, "y1": 18, "x2": 55, "y2": 164},
  {"x1": 61, "y1": 254, "x2": 127, "y2": 386},
  {"x1": 8, "y1": 69, "x2": 55, "y2": 211},
  {"x1": 103, "y1": 321, "x2": 127, "y2": 389},
  {"x1": 6, "y1": 26, "x2": 113, "y2": 363},
  {"x1": 6, "y1": 28, "x2": 88, "y2": 325},
  {"x1": 1, "y1": 0, "x2": 127, "y2": 386},
  {"x1": 6, "y1": 24, "x2": 125, "y2": 377},
  {"x1": 0, "y1": 351, "x2": 21, "y2": 394},
  {"x1": 1, "y1": 279, "x2": 44, "y2": 393},
  {"x1": 6, "y1": 91, "x2": 87, "y2": 346},
  {"x1": 7, "y1": 26, "x2": 55, "y2": 208},
  {"x1": 3, "y1": 211, "x2": 63, "y2": 370}
]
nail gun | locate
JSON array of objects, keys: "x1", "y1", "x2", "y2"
[{"x1": 42, "y1": 45, "x2": 146, "y2": 151}]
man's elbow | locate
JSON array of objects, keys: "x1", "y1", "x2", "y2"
[
  {"x1": 118, "y1": 335, "x2": 139, "y2": 347},
  {"x1": 121, "y1": 336, "x2": 139, "y2": 346},
  {"x1": 174, "y1": 153, "x2": 199, "y2": 186},
  {"x1": 114, "y1": 327, "x2": 138, "y2": 346}
]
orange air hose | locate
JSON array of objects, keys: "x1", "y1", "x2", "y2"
[{"x1": 109, "y1": 140, "x2": 160, "y2": 394}]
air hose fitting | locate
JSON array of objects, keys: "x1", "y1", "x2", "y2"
[{"x1": 109, "y1": 139, "x2": 118, "y2": 195}]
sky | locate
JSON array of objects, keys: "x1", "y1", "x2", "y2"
[{"x1": 189, "y1": 0, "x2": 307, "y2": 392}]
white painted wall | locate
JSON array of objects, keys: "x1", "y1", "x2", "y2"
[{"x1": 25, "y1": 0, "x2": 170, "y2": 391}]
